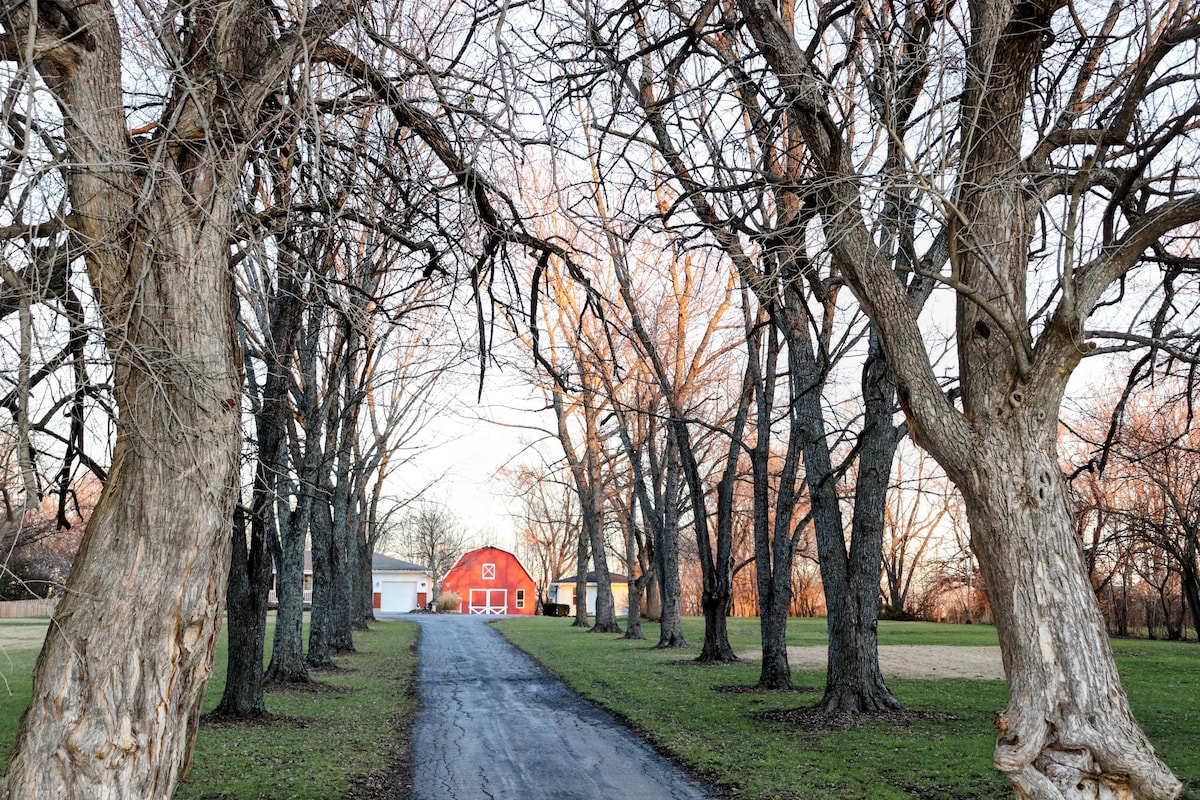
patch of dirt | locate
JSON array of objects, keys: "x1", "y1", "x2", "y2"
[
  {"x1": 0, "y1": 623, "x2": 50, "y2": 647},
  {"x1": 736, "y1": 645, "x2": 1004, "y2": 680},
  {"x1": 754, "y1": 705, "x2": 956, "y2": 733}
]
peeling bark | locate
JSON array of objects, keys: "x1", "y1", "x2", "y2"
[{"x1": 961, "y1": 427, "x2": 1180, "y2": 800}]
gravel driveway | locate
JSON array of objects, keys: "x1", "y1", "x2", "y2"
[{"x1": 409, "y1": 615, "x2": 717, "y2": 800}]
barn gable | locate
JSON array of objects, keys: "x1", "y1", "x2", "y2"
[{"x1": 441, "y1": 546, "x2": 537, "y2": 615}]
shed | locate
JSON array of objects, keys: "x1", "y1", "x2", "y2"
[
  {"x1": 441, "y1": 546, "x2": 537, "y2": 615},
  {"x1": 371, "y1": 554, "x2": 433, "y2": 613},
  {"x1": 550, "y1": 572, "x2": 630, "y2": 617},
  {"x1": 269, "y1": 552, "x2": 431, "y2": 613}
]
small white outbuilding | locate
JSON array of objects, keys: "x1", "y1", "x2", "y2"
[{"x1": 371, "y1": 553, "x2": 432, "y2": 613}]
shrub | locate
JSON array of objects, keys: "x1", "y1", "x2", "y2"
[
  {"x1": 434, "y1": 592, "x2": 460, "y2": 612},
  {"x1": 541, "y1": 602, "x2": 570, "y2": 617},
  {"x1": 879, "y1": 603, "x2": 917, "y2": 621}
]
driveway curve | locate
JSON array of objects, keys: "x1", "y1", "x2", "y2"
[{"x1": 409, "y1": 615, "x2": 718, "y2": 800}]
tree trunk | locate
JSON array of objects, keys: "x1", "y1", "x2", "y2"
[
  {"x1": 751, "y1": 350, "x2": 797, "y2": 687},
  {"x1": 819, "y1": 335, "x2": 904, "y2": 712},
  {"x1": 622, "y1": 510, "x2": 646, "y2": 640},
  {"x1": 307, "y1": 493, "x2": 338, "y2": 668},
  {"x1": 328, "y1": 469, "x2": 357, "y2": 653},
  {"x1": 959, "y1": 430, "x2": 1180, "y2": 800},
  {"x1": 745, "y1": 305, "x2": 800, "y2": 690},
  {"x1": 0, "y1": 4, "x2": 250, "y2": 788},
  {"x1": 624, "y1": 573, "x2": 646, "y2": 640},
  {"x1": 222, "y1": 275, "x2": 298, "y2": 711},
  {"x1": 758, "y1": 584, "x2": 793, "y2": 689},
  {"x1": 698, "y1": 591, "x2": 736, "y2": 662},
  {"x1": 266, "y1": 307, "x2": 327, "y2": 685},
  {"x1": 586, "y1": 509, "x2": 621, "y2": 634},
  {"x1": 265, "y1": 489, "x2": 311, "y2": 684},
  {"x1": 550, "y1": 384, "x2": 619, "y2": 633},
  {"x1": 1, "y1": 72, "x2": 242, "y2": 798},
  {"x1": 820, "y1": 602, "x2": 898, "y2": 714},
  {"x1": 328, "y1": 337, "x2": 361, "y2": 652},
  {"x1": 305, "y1": 306, "x2": 341, "y2": 669},
  {"x1": 654, "y1": 441, "x2": 687, "y2": 648},
  {"x1": 330, "y1": 515, "x2": 356, "y2": 652},
  {"x1": 784, "y1": 324, "x2": 900, "y2": 711},
  {"x1": 2, "y1": 252, "x2": 242, "y2": 795},
  {"x1": 571, "y1": 520, "x2": 590, "y2": 627},
  {"x1": 694, "y1": 418, "x2": 740, "y2": 664},
  {"x1": 1179, "y1": 548, "x2": 1200, "y2": 643},
  {"x1": 357, "y1": 508, "x2": 376, "y2": 626},
  {"x1": 1117, "y1": 567, "x2": 1131, "y2": 637},
  {"x1": 611, "y1": 404, "x2": 673, "y2": 638},
  {"x1": 211, "y1": 505, "x2": 271, "y2": 718},
  {"x1": 676, "y1": 374, "x2": 745, "y2": 665},
  {"x1": 363, "y1": 490, "x2": 381, "y2": 623},
  {"x1": 642, "y1": 567, "x2": 661, "y2": 622}
]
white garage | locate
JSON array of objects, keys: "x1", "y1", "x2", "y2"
[{"x1": 372, "y1": 554, "x2": 432, "y2": 614}]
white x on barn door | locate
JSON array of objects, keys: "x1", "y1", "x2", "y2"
[{"x1": 468, "y1": 589, "x2": 507, "y2": 614}]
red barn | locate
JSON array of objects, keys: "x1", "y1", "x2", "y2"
[{"x1": 441, "y1": 546, "x2": 537, "y2": 615}]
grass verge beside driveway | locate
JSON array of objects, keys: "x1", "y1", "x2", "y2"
[
  {"x1": 0, "y1": 617, "x2": 419, "y2": 800},
  {"x1": 493, "y1": 616, "x2": 1200, "y2": 800}
]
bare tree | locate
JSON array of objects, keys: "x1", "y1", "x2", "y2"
[
  {"x1": 526, "y1": 0, "x2": 945, "y2": 700},
  {"x1": 1071, "y1": 382, "x2": 1200, "y2": 640},
  {"x1": 509, "y1": 463, "x2": 580, "y2": 606},
  {"x1": 734, "y1": 0, "x2": 1199, "y2": 795},
  {"x1": 881, "y1": 445, "x2": 956, "y2": 618},
  {"x1": 539, "y1": 272, "x2": 624, "y2": 634},
  {"x1": 392, "y1": 502, "x2": 470, "y2": 599},
  {"x1": 0, "y1": 0, "x2": 356, "y2": 791}
]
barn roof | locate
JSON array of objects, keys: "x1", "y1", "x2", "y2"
[{"x1": 445, "y1": 545, "x2": 536, "y2": 583}]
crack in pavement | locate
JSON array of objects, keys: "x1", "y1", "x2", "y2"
[{"x1": 408, "y1": 615, "x2": 719, "y2": 800}]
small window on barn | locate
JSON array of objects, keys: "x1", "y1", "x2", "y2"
[
  {"x1": 516, "y1": 589, "x2": 525, "y2": 608},
  {"x1": 482, "y1": 563, "x2": 496, "y2": 580}
]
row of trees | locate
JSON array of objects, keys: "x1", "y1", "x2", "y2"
[
  {"x1": 0, "y1": 0, "x2": 1195, "y2": 798},
  {"x1": 512, "y1": 379, "x2": 1200, "y2": 636},
  {"x1": 1073, "y1": 383, "x2": 1200, "y2": 641},
  {"x1": 0, "y1": 0, "x2": 557, "y2": 794},
  {"x1": 495, "y1": 1, "x2": 1199, "y2": 796}
]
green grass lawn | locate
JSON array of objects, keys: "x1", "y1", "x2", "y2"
[
  {"x1": 3, "y1": 614, "x2": 1197, "y2": 799},
  {"x1": 493, "y1": 616, "x2": 1200, "y2": 800},
  {"x1": 0, "y1": 621, "x2": 43, "y2": 756},
  {"x1": 0, "y1": 616, "x2": 418, "y2": 800}
]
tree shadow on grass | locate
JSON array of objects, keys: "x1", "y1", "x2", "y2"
[
  {"x1": 711, "y1": 683, "x2": 823, "y2": 694},
  {"x1": 199, "y1": 711, "x2": 311, "y2": 728},
  {"x1": 754, "y1": 706, "x2": 956, "y2": 733}
]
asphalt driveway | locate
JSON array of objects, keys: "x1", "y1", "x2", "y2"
[{"x1": 409, "y1": 615, "x2": 718, "y2": 800}]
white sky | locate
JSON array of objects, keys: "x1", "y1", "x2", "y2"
[{"x1": 384, "y1": 365, "x2": 558, "y2": 552}]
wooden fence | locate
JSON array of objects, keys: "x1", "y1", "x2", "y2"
[{"x1": 0, "y1": 598, "x2": 56, "y2": 618}]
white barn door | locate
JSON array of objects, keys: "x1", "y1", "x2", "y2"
[{"x1": 468, "y1": 589, "x2": 507, "y2": 614}]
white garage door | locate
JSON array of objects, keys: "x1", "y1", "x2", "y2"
[{"x1": 379, "y1": 579, "x2": 418, "y2": 613}]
